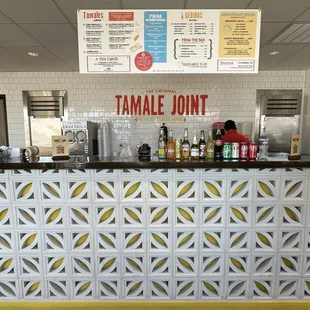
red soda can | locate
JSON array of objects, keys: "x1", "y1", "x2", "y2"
[
  {"x1": 240, "y1": 142, "x2": 248, "y2": 159},
  {"x1": 249, "y1": 142, "x2": 257, "y2": 159}
]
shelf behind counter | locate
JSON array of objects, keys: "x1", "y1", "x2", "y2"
[{"x1": 1, "y1": 155, "x2": 310, "y2": 169}]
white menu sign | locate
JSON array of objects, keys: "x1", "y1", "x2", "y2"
[{"x1": 77, "y1": 9, "x2": 261, "y2": 74}]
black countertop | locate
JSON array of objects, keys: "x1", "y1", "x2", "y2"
[{"x1": 1, "y1": 155, "x2": 310, "y2": 170}]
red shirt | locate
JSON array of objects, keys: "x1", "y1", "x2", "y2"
[{"x1": 222, "y1": 130, "x2": 250, "y2": 144}]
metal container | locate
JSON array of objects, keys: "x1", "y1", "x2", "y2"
[
  {"x1": 223, "y1": 143, "x2": 231, "y2": 160},
  {"x1": 231, "y1": 143, "x2": 240, "y2": 160},
  {"x1": 240, "y1": 142, "x2": 248, "y2": 159},
  {"x1": 249, "y1": 142, "x2": 257, "y2": 159}
]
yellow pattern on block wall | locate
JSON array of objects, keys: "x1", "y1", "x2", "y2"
[{"x1": 0, "y1": 168, "x2": 310, "y2": 300}]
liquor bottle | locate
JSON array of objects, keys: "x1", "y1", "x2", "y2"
[
  {"x1": 160, "y1": 123, "x2": 168, "y2": 144},
  {"x1": 199, "y1": 130, "x2": 206, "y2": 160},
  {"x1": 166, "y1": 129, "x2": 175, "y2": 160},
  {"x1": 175, "y1": 139, "x2": 182, "y2": 161},
  {"x1": 191, "y1": 134, "x2": 199, "y2": 161},
  {"x1": 214, "y1": 129, "x2": 223, "y2": 160},
  {"x1": 181, "y1": 128, "x2": 190, "y2": 160},
  {"x1": 206, "y1": 130, "x2": 214, "y2": 160},
  {"x1": 258, "y1": 126, "x2": 269, "y2": 160},
  {"x1": 158, "y1": 128, "x2": 167, "y2": 160}
]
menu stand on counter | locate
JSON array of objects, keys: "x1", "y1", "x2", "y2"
[{"x1": 51, "y1": 135, "x2": 70, "y2": 161}]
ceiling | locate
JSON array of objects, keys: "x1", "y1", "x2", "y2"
[{"x1": 0, "y1": 0, "x2": 310, "y2": 72}]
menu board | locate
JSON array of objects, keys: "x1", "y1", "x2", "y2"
[{"x1": 77, "y1": 9, "x2": 261, "y2": 74}]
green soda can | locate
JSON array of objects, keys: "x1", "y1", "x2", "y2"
[{"x1": 223, "y1": 142, "x2": 231, "y2": 160}]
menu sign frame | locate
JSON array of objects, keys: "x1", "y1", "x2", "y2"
[{"x1": 77, "y1": 9, "x2": 261, "y2": 74}]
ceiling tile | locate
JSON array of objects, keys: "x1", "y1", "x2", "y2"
[
  {"x1": 260, "y1": 22, "x2": 290, "y2": 45},
  {"x1": 66, "y1": 62, "x2": 79, "y2": 71},
  {"x1": 296, "y1": 8, "x2": 310, "y2": 22},
  {"x1": 47, "y1": 46, "x2": 78, "y2": 63},
  {"x1": 249, "y1": 0, "x2": 310, "y2": 21},
  {"x1": 0, "y1": 24, "x2": 41, "y2": 46},
  {"x1": 55, "y1": 0, "x2": 121, "y2": 22},
  {"x1": 122, "y1": 0, "x2": 184, "y2": 9},
  {"x1": 0, "y1": 0, "x2": 68, "y2": 23},
  {"x1": 273, "y1": 44, "x2": 310, "y2": 69},
  {"x1": 0, "y1": 59, "x2": 34, "y2": 71},
  {"x1": 186, "y1": 0, "x2": 250, "y2": 9},
  {"x1": 19, "y1": 24, "x2": 77, "y2": 46},
  {"x1": 4, "y1": 46, "x2": 62, "y2": 63},
  {"x1": 0, "y1": 11, "x2": 12, "y2": 23},
  {"x1": 258, "y1": 44, "x2": 305, "y2": 69},
  {"x1": 31, "y1": 61, "x2": 74, "y2": 72},
  {"x1": 0, "y1": 47, "x2": 24, "y2": 62}
]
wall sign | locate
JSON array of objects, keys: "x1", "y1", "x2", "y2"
[{"x1": 77, "y1": 9, "x2": 261, "y2": 74}]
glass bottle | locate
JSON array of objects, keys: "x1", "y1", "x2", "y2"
[
  {"x1": 158, "y1": 128, "x2": 166, "y2": 160},
  {"x1": 258, "y1": 126, "x2": 269, "y2": 160},
  {"x1": 160, "y1": 123, "x2": 168, "y2": 144},
  {"x1": 214, "y1": 128, "x2": 223, "y2": 160},
  {"x1": 199, "y1": 130, "x2": 206, "y2": 160},
  {"x1": 206, "y1": 130, "x2": 214, "y2": 160},
  {"x1": 166, "y1": 129, "x2": 175, "y2": 160},
  {"x1": 191, "y1": 134, "x2": 200, "y2": 161},
  {"x1": 181, "y1": 128, "x2": 190, "y2": 160}
]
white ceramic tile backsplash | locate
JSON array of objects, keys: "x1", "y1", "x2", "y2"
[{"x1": 0, "y1": 71, "x2": 306, "y2": 154}]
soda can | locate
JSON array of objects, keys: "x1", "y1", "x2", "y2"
[
  {"x1": 249, "y1": 142, "x2": 257, "y2": 159},
  {"x1": 240, "y1": 142, "x2": 248, "y2": 159},
  {"x1": 231, "y1": 142, "x2": 240, "y2": 160},
  {"x1": 223, "y1": 143, "x2": 231, "y2": 159}
]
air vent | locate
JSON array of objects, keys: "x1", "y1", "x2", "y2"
[
  {"x1": 266, "y1": 98, "x2": 300, "y2": 116},
  {"x1": 23, "y1": 90, "x2": 66, "y2": 118},
  {"x1": 259, "y1": 90, "x2": 302, "y2": 116},
  {"x1": 272, "y1": 23, "x2": 310, "y2": 43},
  {"x1": 29, "y1": 96, "x2": 62, "y2": 117}
]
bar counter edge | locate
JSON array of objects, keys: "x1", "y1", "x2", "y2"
[{"x1": 1, "y1": 155, "x2": 310, "y2": 169}]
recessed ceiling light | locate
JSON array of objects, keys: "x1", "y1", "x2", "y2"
[
  {"x1": 28, "y1": 52, "x2": 38, "y2": 57},
  {"x1": 269, "y1": 51, "x2": 280, "y2": 55}
]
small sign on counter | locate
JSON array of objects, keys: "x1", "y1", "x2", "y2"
[
  {"x1": 51, "y1": 136, "x2": 70, "y2": 160},
  {"x1": 288, "y1": 133, "x2": 301, "y2": 160}
]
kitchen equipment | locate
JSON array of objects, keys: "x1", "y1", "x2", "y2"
[
  {"x1": 255, "y1": 90, "x2": 302, "y2": 154},
  {"x1": 137, "y1": 143, "x2": 151, "y2": 162},
  {"x1": 62, "y1": 121, "x2": 98, "y2": 156},
  {"x1": 23, "y1": 90, "x2": 68, "y2": 155},
  {"x1": 0, "y1": 95, "x2": 8, "y2": 146}
]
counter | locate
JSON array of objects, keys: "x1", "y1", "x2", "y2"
[
  {"x1": 0, "y1": 156, "x2": 310, "y2": 301},
  {"x1": 1, "y1": 155, "x2": 310, "y2": 169}
]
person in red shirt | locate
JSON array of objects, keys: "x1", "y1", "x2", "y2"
[{"x1": 222, "y1": 120, "x2": 250, "y2": 143}]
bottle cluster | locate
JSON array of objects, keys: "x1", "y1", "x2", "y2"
[
  {"x1": 158, "y1": 123, "x2": 222, "y2": 161},
  {"x1": 157, "y1": 123, "x2": 269, "y2": 161}
]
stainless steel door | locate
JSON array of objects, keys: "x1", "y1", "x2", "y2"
[
  {"x1": 0, "y1": 96, "x2": 8, "y2": 145},
  {"x1": 264, "y1": 116, "x2": 300, "y2": 153},
  {"x1": 30, "y1": 118, "x2": 62, "y2": 155}
]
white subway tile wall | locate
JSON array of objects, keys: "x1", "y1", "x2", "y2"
[{"x1": 0, "y1": 71, "x2": 306, "y2": 154}]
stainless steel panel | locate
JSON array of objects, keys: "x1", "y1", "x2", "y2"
[
  {"x1": 23, "y1": 90, "x2": 68, "y2": 151},
  {"x1": 30, "y1": 118, "x2": 62, "y2": 155},
  {"x1": 0, "y1": 96, "x2": 8, "y2": 145},
  {"x1": 264, "y1": 116, "x2": 299, "y2": 153}
]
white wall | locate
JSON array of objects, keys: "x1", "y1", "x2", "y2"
[{"x1": 0, "y1": 70, "x2": 306, "y2": 154}]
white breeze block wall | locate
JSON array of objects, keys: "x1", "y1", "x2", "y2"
[{"x1": 0, "y1": 70, "x2": 306, "y2": 154}]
